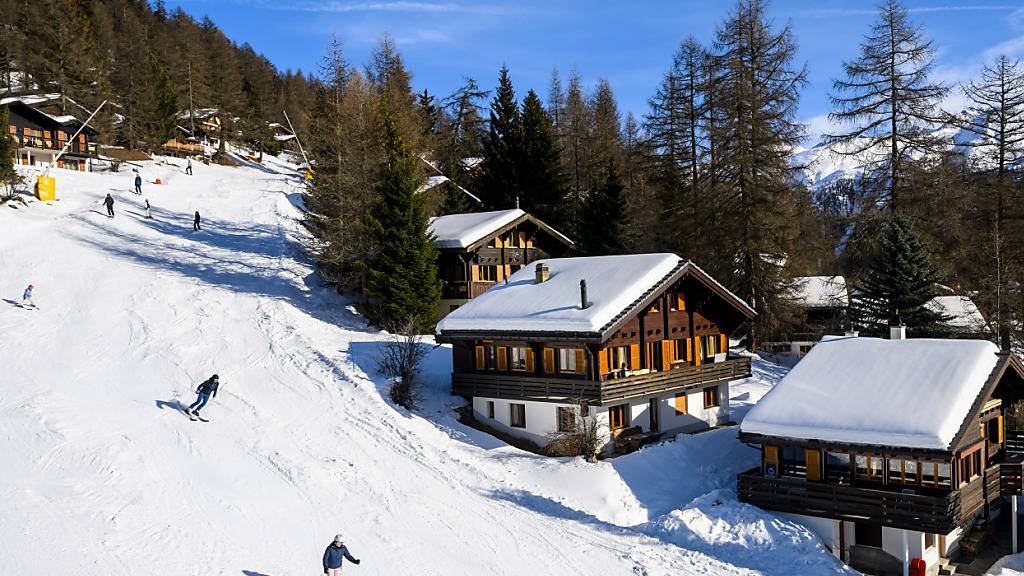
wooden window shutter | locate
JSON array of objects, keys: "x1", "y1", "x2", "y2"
[
  {"x1": 525, "y1": 347, "x2": 535, "y2": 372},
  {"x1": 805, "y1": 449, "x2": 822, "y2": 481},
  {"x1": 475, "y1": 346, "x2": 485, "y2": 370},
  {"x1": 574, "y1": 349, "x2": 585, "y2": 374},
  {"x1": 661, "y1": 340, "x2": 672, "y2": 372},
  {"x1": 720, "y1": 333, "x2": 727, "y2": 352},
  {"x1": 497, "y1": 346, "x2": 508, "y2": 371},
  {"x1": 676, "y1": 292, "x2": 685, "y2": 310},
  {"x1": 686, "y1": 338, "x2": 692, "y2": 362},
  {"x1": 764, "y1": 445, "x2": 779, "y2": 466},
  {"x1": 629, "y1": 344, "x2": 641, "y2": 369},
  {"x1": 674, "y1": 393, "x2": 687, "y2": 415},
  {"x1": 693, "y1": 337, "x2": 702, "y2": 366},
  {"x1": 543, "y1": 348, "x2": 555, "y2": 374},
  {"x1": 471, "y1": 265, "x2": 480, "y2": 282},
  {"x1": 998, "y1": 416, "x2": 1005, "y2": 444},
  {"x1": 598, "y1": 349, "x2": 609, "y2": 376}
]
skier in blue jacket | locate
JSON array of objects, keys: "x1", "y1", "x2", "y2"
[
  {"x1": 21, "y1": 284, "x2": 35, "y2": 307},
  {"x1": 134, "y1": 173, "x2": 142, "y2": 195},
  {"x1": 323, "y1": 534, "x2": 360, "y2": 575}
]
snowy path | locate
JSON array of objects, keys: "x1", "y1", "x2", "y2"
[{"x1": 0, "y1": 157, "x2": 852, "y2": 575}]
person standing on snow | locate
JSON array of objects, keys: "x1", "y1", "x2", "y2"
[
  {"x1": 21, "y1": 284, "x2": 35, "y2": 307},
  {"x1": 144, "y1": 198, "x2": 152, "y2": 219},
  {"x1": 186, "y1": 158, "x2": 193, "y2": 175},
  {"x1": 323, "y1": 534, "x2": 360, "y2": 575},
  {"x1": 186, "y1": 374, "x2": 219, "y2": 418},
  {"x1": 193, "y1": 211, "x2": 201, "y2": 231},
  {"x1": 103, "y1": 194, "x2": 115, "y2": 218},
  {"x1": 134, "y1": 173, "x2": 142, "y2": 195}
]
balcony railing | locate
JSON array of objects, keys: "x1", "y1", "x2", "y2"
[
  {"x1": 452, "y1": 356, "x2": 751, "y2": 405},
  {"x1": 443, "y1": 280, "x2": 497, "y2": 300},
  {"x1": 737, "y1": 465, "x2": 1002, "y2": 534}
]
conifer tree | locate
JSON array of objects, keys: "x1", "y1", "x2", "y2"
[
  {"x1": 146, "y1": 51, "x2": 178, "y2": 147},
  {"x1": 826, "y1": 0, "x2": 948, "y2": 212},
  {"x1": 851, "y1": 216, "x2": 950, "y2": 336},
  {"x1": 577, "y1": 160, "x2": 626, "y2": 256},
  {"x1": 0, "y1": 106, "x2": 20, "y2": 196},
  {"x1": 518, "y1": 89, "x2": 565, "y2": 226},
  {"x1": 478, "y1": 65, "x2": 521, "y2": 209},
  {"x1": 439, "y1": 179, "x2": 471, "y2": 216},
  {"x1": 363, "y1": 104, "x2": 442, "y2": 328}
]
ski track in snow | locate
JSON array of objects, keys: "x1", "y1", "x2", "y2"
[{"x1": 0, "y1": 155, "x2": 855, "y2": 575}]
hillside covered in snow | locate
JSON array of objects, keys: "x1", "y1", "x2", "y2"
[{"x1": 0, "y1": 157, "x2": 854, "y2": 575}]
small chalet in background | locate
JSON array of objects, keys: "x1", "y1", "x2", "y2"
[
  {"x1": 428, "y1": 208, "x2": 573, "y2": 319},
  {"x1": 435, "y1": 254, "x2": 756, "y2": 453},
  {"x1": 4, "y1": 98, "x2": 98, "y2": 171},
  {"x1": 763, "y1": 275, "x2": 848, "y2": 359},
  {"x1": 738, "y1": 331, "x2": 1024, "y2": 576},
  {"x1": 927, "y1": 294, "x2": 990, "y2": 339}
]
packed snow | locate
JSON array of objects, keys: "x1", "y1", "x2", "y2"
[
  {"x1": 436, "y1": 253, "x2": 683, "y2": 335},
  {"x1": 1, "y1": 155, "x2": 854, "y2": 575},
  {"x1": 742, "y1": 336, "x2": 1002, "y2": 450},
  {"x1": 793, "y1": 276, "x2": 848, "y2": 308},
  {"x1": 427, "y1": 207, "x2": 526, "y2": 249}
]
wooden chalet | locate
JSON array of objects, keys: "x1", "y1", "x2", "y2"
[
  {"x1": 4, "y1": 99, "x2": 98, "y2": 171},
  {"x1": 763, "y1": 275, "x2": 848, "y2": 359},
  {"x1": 428, "y1": 209, "x2": 573, "y2": 319},
  {"x1": 435, "y1": 254, "x2": 756, "y2": 453},
  {"x1": 738, "y1": 330, "x2": 1024, "y2": 575}
]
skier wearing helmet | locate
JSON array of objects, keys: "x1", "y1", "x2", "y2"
[
  {"x1": 20, "y1": 284, "x2": 35, "y2": 307},
  {"x1": 186, "y1": 374, "x2": 220, "y2": 421},
  {"x1": 323, "y1": 534, "x2": 360, "y2": 575}
]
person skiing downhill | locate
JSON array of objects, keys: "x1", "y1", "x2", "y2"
[
  {"x1": 134, "y1": 173, "x2": 142, "y2": 195},
  {"x1": 193, "y1": 211, "x2": 201, "y2": 231},
  {"x1": 186, "y1": 374, "x2": 219, "y2": 420},
  {"x1": 186, "y1": 158, "x2": 193, "y2": 175},
  {"x1": 20, "y1": 284, "x2": 35, "y2": 307},
  {"x1": 144, "y1": 198, "x2": 152, "y2": 219},
  {"x1": 103, "y1": 194, "x2": 115, "y2": 218},
  {"x1": 323, "y1": 534, "x2": 360, "y2": 575}
]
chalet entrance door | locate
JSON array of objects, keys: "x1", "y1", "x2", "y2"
[{"x1": 649, "y1": 399, "x2": 660, "y2": 433}]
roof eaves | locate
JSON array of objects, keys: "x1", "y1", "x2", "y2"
[{"x1": 947, "y1": 353, "x2": 1019, "y2": 451}]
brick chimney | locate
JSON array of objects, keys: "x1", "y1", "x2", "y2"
[{"x1": 535, "y1": 262, "x2": 549, "y2": 284}]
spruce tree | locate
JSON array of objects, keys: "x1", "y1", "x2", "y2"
[
  {"x1": 0, "y1": 105, "x2": 20, "y2": 196},
  {"x1": 826, "y1": 0, "x2": 948, "y2": 213},
  {"x1": 518, "y1": 90, "x2": 565, "y2": 226},
  {"x1": 478, "y1": 65, "x2": 521, "y2": 209},
  {"x1": 439, "y1": 179, "x2": 471, "y2": 216},
  {"x1": 577, "y1": 160, "x2": 626, "y2": 256},
  {"x1": 363, "y1": 104, "x2": 442, "y2": 329},
  {"x1": 851, "y1": 216, "x2": 949, "y2": 337}
]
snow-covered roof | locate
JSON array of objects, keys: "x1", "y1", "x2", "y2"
[
  {"x1": 459, "y1": 157, "x2": 483, "y2": 170},
  {"x1": 437, "y1": 254, "x2": 684, "y2": 335},
  {"x1": 416, "y1": 175, "x2": 482, "y2": 204},
  {"x1": 928, "y1": 295, "x2": 989, "y2": 333},
  {"x1": 742, "y1": 336, "x2": 1002, "y2": 450},
  {"x1": 273, "y1": 134, "x2": 296, "y2": 142},
  {"x1": 428, "y1": 208, "x2": 567, "y2": 249},
  {"x1": 793, "y1": 276, "x2": 848, "y2": 308}
]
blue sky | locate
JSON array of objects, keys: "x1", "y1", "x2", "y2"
[{"x1": 166, "y1": 1, "x2": 1024, "y2": 144}]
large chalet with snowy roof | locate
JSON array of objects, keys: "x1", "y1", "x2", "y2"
[
  {"x1": 435, "y1": 254, "x2": 757, "y2": 453},
  {"x1": 4, "y1": 99, "x2": 98, "y2": 171},
  {"x1": 738, "y1": 331, "x2": 1024, "y2": 576},
  {"x1": 763, "y1": 275, "x2": 849, "y2": 359},
  {"x1": 428, "y1": 209, "x2": 573, "y2": 319}
]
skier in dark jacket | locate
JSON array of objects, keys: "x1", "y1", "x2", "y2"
[
  {"x1": 186, "y1": 374, "x2": 219, "y2": 417},
  {"x1": 193, "y1": 211, "x2": 201, "y2": 231},
  {"x1": 134, "y1": 174, "x2": 142, "y2": 195},
  {"x1": 103, "y1": 194, "x2": 115, "y2": 218},
  {"x1": 323, "y1": 534, "x2": 360, "y2": 575}
]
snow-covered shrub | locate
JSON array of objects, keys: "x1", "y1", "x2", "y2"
[
  {"x1": 544, "y1": 399, "x2": 605, "y2": 461},
  {"x1": 377, "y1": 317, "x2": 430, "y2": 409}
]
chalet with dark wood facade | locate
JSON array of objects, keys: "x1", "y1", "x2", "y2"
[
  {"x1": 428, "y1": 209, "x2": 573, "y2": 319},
  {"x1": 763, "y1": 275, "x2": 848, "y2": 359},
  {"x1": 435, "y1": 254, "x2": 756, "y2": 452},
  {"x1": 738, "y1": 331, "x2": 1024, "y2": 576},
  {"x1": 4, "y1": 99, "x2": 98, "y2": 171}
]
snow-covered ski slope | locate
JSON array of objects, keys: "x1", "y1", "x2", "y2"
[{"x1": 0, "y1": 155, "x2": 853, "y2": 575}]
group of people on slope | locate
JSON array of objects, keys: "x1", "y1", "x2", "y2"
[{"x1": 101, "y1": 165, "x2": 201, "y2": 229}]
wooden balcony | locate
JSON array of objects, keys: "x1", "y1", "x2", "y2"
[
  {"x1": 451, "y1": 357, "x2": 751, "y2": 405},
  {"x1": 737, "y1": 465, "x2": 1003, "y2": 534},
  {"x1": 443, "y1": 280, "x2": 496, "y2": 300}
]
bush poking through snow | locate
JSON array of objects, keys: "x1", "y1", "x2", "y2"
[
  {"x1": 544, "y1": 399, "x2": 606, "y2": 461},
  {"x1": 377, "y1": 317, "x2": 430, "y2": 409}
]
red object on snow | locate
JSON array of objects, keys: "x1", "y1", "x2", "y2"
[
  {"x1": 155, "y1": 178, "x2": 162, "y2": 185},
  {"x1": 909, "y1": 558, "x2": 926, "y2": 576}
]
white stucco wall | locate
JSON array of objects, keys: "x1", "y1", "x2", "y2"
[{"x1": 472, "y1": 396, "x2": 575, "y2": 447}]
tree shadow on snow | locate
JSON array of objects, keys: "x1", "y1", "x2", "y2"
[{"x1": 64, "y1": 209, "x2": 367, "y2": 330}]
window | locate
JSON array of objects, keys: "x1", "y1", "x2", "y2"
[
  {"x1": 510, "y1": 346, "x2": 530, "y2": 371},
  {"x1": 475, "y1": 344, "x2": 498, "y2": 370},
  {"x1": 674, "y1": 392, "x2": 688, "y2": 415},
  {"x1": 608, "y1": 404, "x2": 629, "y2": 430},
  {"x1": 702, "y1": 335, "x2": 718, "y2": 361},
  {"x1": 888, "y1": 459, "x2": 920, "y2": 485},
  {"x1": 557, "y1": 407, "x2": 575, "y2": 433},
  {"x1": 558, "y1": 348, "x2": 584, "y2": 374},
  {"x1": 478, "y1": 265, "x2": 496, "y2": 282},
  {"x1": 779, "y1": 446, "x2": 807, "y2": 478},
  {"x1": 486, "y1": 401, "x2": 495, "y2": 419},
  {"x1": 672, "y1": 339, "x2": 687, "y2": 364},
  {"x1": 648, "y1": 301, "x2": 660, "y2": 314},
  {"x1": 670, "y1": 292, "x2": 685, "y2": 311},
  {"x1": 959, "y1": 448, "x2": 983, "y2": 484},
  {"x1": 702, "y1": 385, "x2": 719, "y2": 408},
  {"x1": 855, "y1": 454, "x2": 884, "y2": 482},
  {"x1": 609, "y1": 346, "x2": 633, "y2": 373},
  {"x1": 646, "y1": 341, "x2": 663, "y2": 371},
  {"x1": 509, "y1": 404, "x2": 526, "y2": 428},
  {"x1": 826, "y1": 452, "x2": 851, "y2": 483},
  {"x1": 855, "y1": 522, "x2": 883, "y2": 548}
]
